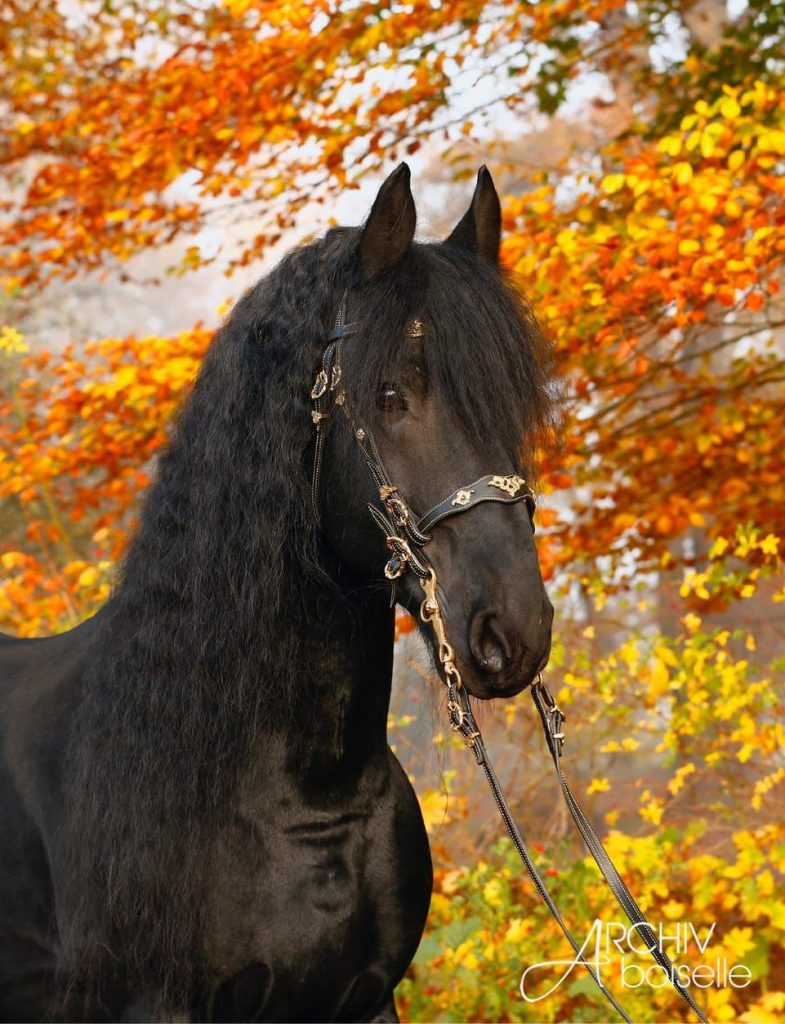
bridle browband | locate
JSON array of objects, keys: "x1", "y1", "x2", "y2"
[{"x1": 309, "y1": 290, "x2": 708, "y2": 1024}]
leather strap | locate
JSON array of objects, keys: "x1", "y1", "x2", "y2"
[
  {"x1": 309, "y1": 341, "x2": 339, "y2": 524},
  {"x1": 456, "y1": 689, "x2": 635, "y2": 1023},
  {"x1": 417, "y1": 474, "x2": 534, "y2": 536},
  {"x1": 442, "y1": 673, "x2": 708, "y2": 1023},
  {"x1": 531, "y1": 682, "x2": 709, "y2": 1023}
]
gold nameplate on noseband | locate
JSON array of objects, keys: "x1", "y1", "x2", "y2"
[
  {"x1": 452, "y1": 489, "x2": 474, "y2": 507},
  {"x1": 488, "y1": 474, "x2": 527, "y2": 497}
]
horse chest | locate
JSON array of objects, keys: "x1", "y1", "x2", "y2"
[{"x1": 204, "y1": 756, "x2": 432, "y2": 1022}]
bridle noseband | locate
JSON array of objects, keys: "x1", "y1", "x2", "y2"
[{"x1": 308, "y1": 289, "x2": 708, "y2": 1024}]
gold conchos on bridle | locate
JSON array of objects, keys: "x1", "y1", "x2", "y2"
[
  {"x1": 488, "y1": 474, "x2": 527, "y2": 497},
  {"x1": 451, "y1": 489, "x2": 474, "y2": 507}
]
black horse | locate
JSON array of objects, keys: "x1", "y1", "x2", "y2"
[{"x1": 0, "y1": 165, "x2": 554, "y2": 1022}]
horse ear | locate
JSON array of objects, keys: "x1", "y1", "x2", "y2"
[
  {"x1": 359, "y1": 163, "x2": 416, "y2": 280},
  {"x1": 446, "y1": 165, "x2": 501, "y2": 264}
]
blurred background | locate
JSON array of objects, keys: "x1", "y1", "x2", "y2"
[{"x1": 1, "y1": 1, "x2": 784, "y2": 1019}]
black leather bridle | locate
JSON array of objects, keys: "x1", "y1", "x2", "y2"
[
  {"x1": 310, "y1": 291, "x2": 535, "y2": 583},
  {"x1": 309, "y1": 291, "x2": 708, "y2": 1024}
]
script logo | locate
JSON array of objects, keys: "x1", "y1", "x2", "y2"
[{"x1": 519, "y1": 920, "x2": 752, "y2": 1003}]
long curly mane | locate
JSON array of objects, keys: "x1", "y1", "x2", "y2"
[{"x1": 57, "y1": 227, "x2": 554, "y2": 1014}]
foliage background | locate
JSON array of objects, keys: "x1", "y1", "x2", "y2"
[{"x1": 2, "y1": 1, "x2": 784, "y2": 1021}]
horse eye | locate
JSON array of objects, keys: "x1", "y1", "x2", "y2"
[{"x1": 378, "y1": 382, "x2": 407, "y2": 412}]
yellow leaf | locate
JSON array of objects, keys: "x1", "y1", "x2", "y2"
[
  {"x1": 113, "y1": 366, "x2": 138, "y2": 390},
  {"x1": 757, "y1": 870, "x2": 774, "y2": 897},
  {"x1": 650, "y1": 657, "x2": 670, "y2": 694},
  {"x1": 505, "y1": 918, "x2": 530, "y2": 943},
  {"x1": 724, "y1": 927, "x2": 755, "y2": 959},
  {"x1": 674, "y1": 162, "x2": 694, "y2": 185},
  {"x1": 418, "y1": 790, "x2": 448, "y2": 833},
  {"x1": 601, "y1": 174, "x2": 626, "y2": 195},
  {"x1": 654, "y1": 644, "x2": 678, "y2": 667},
  {"x1": 760, "y1": 534, "x2": 779, "y2": 556},
  {"x1": 587, "y1": 777, "x2": 610, "y2": 795},
  {"x1": 78, "y1": 567, "x2": 98, "y2": 587},
  {"x1": 641, "y1": 798, "x2": 664, "y2": 825},
  {"x1": 720, "y1": 96, "x2": 741, "y2": 120},
  {"x1": 658, "y1": 136, "x2": 682, "y2": 157},
  {"x1": 0, "y1": 325, "x2": 29, "y2": 355},
  {"x1": 696, "y1": 433, "x2": 713, "y2": 453},
  {"x1": 1, "y1": 551, "x2": 26, "y2": 569},
  {"x1": 483, "y1": 878, "x2": 503, "y2": 907},
  {"x1": 700, "y1": 132, "x2": 716, "y2": 158},
  {"x1": 710, "y1": 537, "x2": 729, "y2": 558},
  {"x1": 662, "y1": 899, "x2": 685, "y2": 919},
  {"x1": 679, "y1": 239, "x2": 700, "y2": 256}
]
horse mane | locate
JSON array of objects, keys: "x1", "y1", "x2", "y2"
[{"x1": 58, "y1": 228, "x2": 554, "y2": 1013}]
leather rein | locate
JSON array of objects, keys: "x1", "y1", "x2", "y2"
[{"x1": 310, "y1": 292, "x2": 708, "y2": 1024}]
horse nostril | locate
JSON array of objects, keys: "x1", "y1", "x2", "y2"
[{"x1": 469, "y1": 610, "x2": 516, "y2": 676}]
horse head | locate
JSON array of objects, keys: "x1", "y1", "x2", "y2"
[{"x1": 317, "y1": 163, "x2": 554, "y2": 700}]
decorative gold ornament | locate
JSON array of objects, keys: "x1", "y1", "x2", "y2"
[
  {"x1": 408, "y1": 318, "x2": 426, "y2": 338},
  {"x1": 452, "y1": 489, "x2": 474, "y2": 507},
  {"x1": 488, "y1": 475, "x2": 526, "y2": 497},
  {"x1": 310, "y1": 370, "x2": 328, "y2": 400}
]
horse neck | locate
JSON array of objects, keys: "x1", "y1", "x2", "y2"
[{"x1": 262, "y1": 578, "x2": 397, "y2": 786}]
